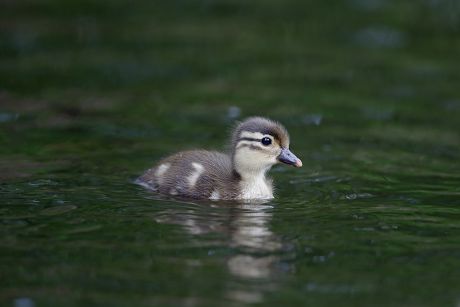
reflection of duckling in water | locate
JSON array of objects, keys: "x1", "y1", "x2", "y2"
[
  {"x1": 152, "y1": 201, "x2": 289, "y2": 304},
  {"x1": 136, "y1": 117, "x2": 302, "y2": 200}
]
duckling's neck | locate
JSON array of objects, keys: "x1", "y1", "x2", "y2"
[{"x1": 235, "y1": 167, "x2": 274, "y2": 200}]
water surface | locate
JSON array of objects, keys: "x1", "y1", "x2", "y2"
[{"x1": 1, "y1": 0, "x2": 460, "y2": 306}]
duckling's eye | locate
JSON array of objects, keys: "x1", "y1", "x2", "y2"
[{"x1": 261, "y1": 137, "x2": 272, "y2": 146}]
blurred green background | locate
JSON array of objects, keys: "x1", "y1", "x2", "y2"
[{"x1": 1, "y1": 1, "x2": 460, "y2": 306}]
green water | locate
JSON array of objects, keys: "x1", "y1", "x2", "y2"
[{"x1": 1, "y1": 0, "x2": 460, "y2": 306}]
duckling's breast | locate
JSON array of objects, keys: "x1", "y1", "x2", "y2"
[{"x1": 238, "y1": 175, "x2": 274, "y2": 200}]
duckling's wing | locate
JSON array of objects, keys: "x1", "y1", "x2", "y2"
[{"x1": 137, "y1": 150, "x2": 237, "y2": 199}]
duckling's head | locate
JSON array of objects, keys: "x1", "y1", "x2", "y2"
[{"x1": 231, "y1": 117, "x2": 302, "y2": 177}]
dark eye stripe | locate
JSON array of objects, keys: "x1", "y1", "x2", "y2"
[
  {"x1": 237, "y1": 143, "x2": 264, "y2": 151},
  {"x1": 238, "y1": 137, "x2": 261, "y2": 142}
]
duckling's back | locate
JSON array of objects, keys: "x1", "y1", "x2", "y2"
[{"x1": 136, "y1": 150, "x2": 238, "y2": 200}]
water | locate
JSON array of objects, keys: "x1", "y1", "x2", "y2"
[{"x1": 1, "y1": 0, "x2": 460, "y2": 306}]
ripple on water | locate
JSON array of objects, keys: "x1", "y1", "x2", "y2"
[
  {"x1": 27, "y1": 179, "x2": 59, "y2": 187},
  {"x1": 342, "y1": 193, "x2": 374, "y2": 200},
  {"x1": 289, "y1": 175, "x2": 347, "y2": 185},
  {"x1": 39, "y1": 205, "x2": 77, "y2": 216},
  {"x1": 304, "y1": 282, "x2": 373, "y2": 294},
  {"x1": 64, "y1": 225, "x2": 102, "y2": 234}
]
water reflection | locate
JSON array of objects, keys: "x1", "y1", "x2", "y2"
[{"x1": 152, "y1": 199, "x2": 285, "y2": 304}]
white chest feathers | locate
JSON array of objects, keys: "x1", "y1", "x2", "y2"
[{"x1": 238, "y1": 174, "x2": 274, "y2": 200}]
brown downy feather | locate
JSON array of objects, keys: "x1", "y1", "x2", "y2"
[
  {"x1": 136, "y1": 150, "x2": 240, "y2": 199},
  {"x1": 136, "y1": 116, "x2": 296, "y2": 200},
  {"x1": 231, "y1": 117, "x2": 290, "y2": 150}
]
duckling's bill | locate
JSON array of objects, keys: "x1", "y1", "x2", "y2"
[{"x1": 278, "y1": 148, "x2": 302, "y2": 167}]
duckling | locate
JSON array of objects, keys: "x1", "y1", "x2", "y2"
[{"x1": 135, "y1": 116, "x2": 302, "y2": 200}]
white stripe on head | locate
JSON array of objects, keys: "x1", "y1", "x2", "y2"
[
  {"x1": 187, "y1": 162, "x2": 204, "y2": 188},
  {"x1": 236, "y1": 140, "x2": 265, "y2": 150},
  {"x1": 240, "y1": 131, "x2": 266, "y2": 139}
]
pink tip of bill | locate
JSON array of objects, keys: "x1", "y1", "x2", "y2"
[{"x1": 295, "y1": 159, "x2": 303, "y2": 167}]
